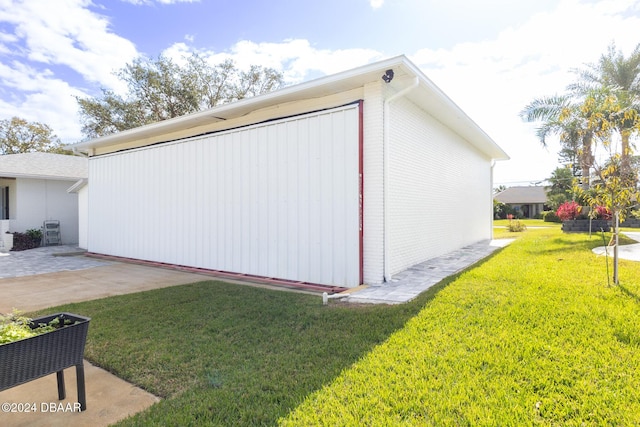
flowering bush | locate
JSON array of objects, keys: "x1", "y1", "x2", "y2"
[
  {"x1": 556, "y1": 201, "x2": 582, "y2": 221},
  {"x1": 594, "y1": 205, "x2": 612, "y2": 220}
]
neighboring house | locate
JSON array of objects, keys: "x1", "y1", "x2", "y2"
[
  {"x1": 494, "y1": 186, "x2": 548, "y2": 218},
  {"x1": 0, "y1": 152, "x2": 87, "y2": 246},
  {"x1": 69, "y1": 55, "x2": 509, "y2": 288}
]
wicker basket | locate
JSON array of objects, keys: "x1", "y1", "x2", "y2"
[{"x1": 0, "y1": 313, "x2": 90, "y2": 410}]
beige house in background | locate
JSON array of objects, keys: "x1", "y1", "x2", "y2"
[{"x1": 494, "y1": 186, "x2": 547, "y2": 218}]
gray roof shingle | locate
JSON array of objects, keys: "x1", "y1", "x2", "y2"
[
  {"x1": 0, "y1": 152, "x2": 88, "y2": 180},
  {"x1": 494, "y1": 186, "x2": 547, "y2": 204}
]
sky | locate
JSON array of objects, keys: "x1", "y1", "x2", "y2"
[{"x1": 0, "y1": 0, "x2": 639, "y2": 186}]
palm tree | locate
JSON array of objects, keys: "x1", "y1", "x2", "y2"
[
  {"x1": 570, "y1": 42, "x2": 640, "y2": 96},
  {"x1": 520, "y1": 95, "x2": 594, "y2": 189},
  {"x1": 570, "y1": 42, "x2": 640, "y2": 174}
]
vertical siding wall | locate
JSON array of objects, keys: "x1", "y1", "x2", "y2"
[
  {"x1": 388, "y1": 97, "x2": 492, "y2": 276},
  {"x1": 89, "y1": 105, "x2": 361, "y2": 287}
]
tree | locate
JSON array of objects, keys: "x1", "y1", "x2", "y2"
[
  {"x1": 576, "y1": 154, "x2": 639, "y2": 285},
  {"x1": 575, "y1": 88, "x2": 640, "y2": 285},
  {"x1": 77, "y1": 55, "x2": 285, "y2": 139},
  {"x1": 570, "y1": 42, "x2": 640, "y2": 98},
  {"x1": 0, "y1": 117, "x2": 68, "y2": 155},
  {"x1": 571, "y1": 42, "x2": 640, "y2": 176},
  {"x1": 520, "y1": 95, "x2": 594, "y2": 190},
  {"x1": 522, "y1": 42, "x2": 640, "y2": 285},
  {"x1": 522, "y1": 43, "x2": 640, "y2": 191},
  {"x1": 546, "y1": 167, "x2": 575, "y2": 211}
]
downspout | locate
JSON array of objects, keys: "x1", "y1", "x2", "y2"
[
  {"x1": 383, "y1": 76, "x2": 419, "y2": 282},
  {"x1": 490, "y1": 159, "x2": 496, "y2": 240}
]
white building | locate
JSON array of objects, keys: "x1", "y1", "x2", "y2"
[
  {"x1": 0, "y1": 152, "x2": 87, "y2": 246},
  {"x1": 70, "y1": 55, "x2": 508, "y2": 288}
]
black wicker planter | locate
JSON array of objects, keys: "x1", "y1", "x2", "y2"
[
  {"x1": 562, "y1": 219, "x2": 611, "y2": 232},
  {"x1": 0, "y1": 313, "x2": 90, "y2": 411}
]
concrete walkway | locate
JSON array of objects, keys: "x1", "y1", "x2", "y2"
[
  {"x1": 592, "y1": 231, "x2": 640, "y2": 261},
  {"x1": 347, "y1": 239, "x2": 514, "y2": 304}
]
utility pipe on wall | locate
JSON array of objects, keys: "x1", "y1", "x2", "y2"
[
  {"x1": 383, "y1": 76, "x2": 419, "y2": 282},
  {"x1": 490, "y1": 159, "x2": 496, "y2": 240}
]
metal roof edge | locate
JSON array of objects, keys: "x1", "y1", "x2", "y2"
[{"x1": 68, "y1": 54, "x2": 509, "y2": 161}]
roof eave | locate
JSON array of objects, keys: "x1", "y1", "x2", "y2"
[{"x1": 68, "y1": 55, "x2": 509, "y2": 161}]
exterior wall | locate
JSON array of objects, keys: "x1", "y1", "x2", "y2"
[
  {"x1": 362, "y1": 81, "x2": 385, "y2": 285},
  {"x1": 13, "y1": 178, "x2": 79, "y2": 244},
  {"x1": 88, "y1": 105, "x2": 361, "y2": 287},
  {"x1": 77, "y1": 185, "x2": 88, "y2": 249},
  {"x1": 387, "y1": 97, "x2": 492, "y2": 276}
]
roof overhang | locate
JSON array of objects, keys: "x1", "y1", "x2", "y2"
[
  {"x1": 0, "y1": 173, "x2": 83, "y2": 181},
  {"x1": 67, "y1": 178, "x2": 88, "y2": 193},
  {"x1": 68, "y1": 55, "x2": 509, "y2": 161}
]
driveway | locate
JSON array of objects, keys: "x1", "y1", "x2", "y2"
[
  {"x1": 0, "y1": 247, "x2": 212, "y2": 427},
  {"x1": 0, "y1": 248, "x2": 211, "y2": 313}
]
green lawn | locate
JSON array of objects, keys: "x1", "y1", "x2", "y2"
[
  {"x1": 33, "y1": 276, "x2": 439, "y2": 425},
  {"x1": 282, "y1": 228, "x2": 640, "y2": 426},
  {"x1": 492, "y1": 218, "x2": 560, "y2": 239},
  {"x1": 493, "y1": 218, "x2": 560, "y2": 228},
  {"x1": 33, "y1": 228, "x2": 640, "y2": 425}
]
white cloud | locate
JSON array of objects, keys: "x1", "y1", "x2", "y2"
[
  {"x1": 370, "y1": 0, "x2": 384, "y2": 9},
  {"x1": 120, "y1": 0, "x2": 199, "y2": 5},
  {"x1": 0, "y1": 0, "x2": 138, "y2": 91},
  {"x1": 0, "y1": 0, "x2": 140, "y2": 141},
  {"x1": 411, "y1": 0, "x2": 640, "y2": 185},
  {"x1": 163, "y1": 38, "x2": 385, "y2": 84},
  {"x1": 0, "y1": 62, "x2": 85, "y2": 143}
]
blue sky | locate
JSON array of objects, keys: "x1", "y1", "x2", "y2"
[{"x1": 0, "y1": 0, "x2": 639, "y2": 185}]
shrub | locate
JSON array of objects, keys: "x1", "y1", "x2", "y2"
[
  {"x1": 542, "y1": 210, "x2": 561, "y2": 223},
  {"x1": 594, "y1": 205, "x2": 612, "y2": 220},
  {"x1": 26, "y1": 228, "x2": 43, "y2": 242},
  {"x1": 507, "y1": 218, "x2": 526, "y2": 232},
  {"x1": 556, "y1": 201, "x2": 582, "y2": 221},
  {"x1": 9, "y1": 229, "x2": 42, "y2": 251}
]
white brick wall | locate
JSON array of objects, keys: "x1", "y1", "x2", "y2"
[
  {"x1": 387, "y1": 97, "x2": 492, "y2": 276},
  {"x1": 362, "y1": 81, "x2": 385, "y2": 284}
]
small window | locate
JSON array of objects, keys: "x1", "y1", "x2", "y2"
[{"x1": 0, "y1": 186, "x2": 8, "y2": 220}]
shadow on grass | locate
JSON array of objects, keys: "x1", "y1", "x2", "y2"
[
  {"x1": 27, "y1": 242, "x2": 511, "y2": 426},
  {"x1": 618, "y1": 284, "x2": 640, "y2": 304},
  {"x1": 523, "y1": 232, "x2": 628, "y2": 257},
  {"x1": 28, "y1": 277, "x2": 445, "y2": 426}
]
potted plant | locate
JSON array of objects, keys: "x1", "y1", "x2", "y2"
[{"x1": 0, "y1": 311, "x2": 91, "y2": 411}]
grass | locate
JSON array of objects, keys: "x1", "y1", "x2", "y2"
[
  {"x1": 33, "y1": 227, "x2": 640, "y2": 425},
  {"x1": 33, "y1": 279, "x2": 443, "y2": 425},
  {"x1": 493, "y1": 218, "x2": 560, "y2": 239},
  {"x1": 281, "y1": 228, "x2": 640, "y2": 426},
  {"x1": 493, "y1": 218, "x2": 559, "y2": 228}
]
